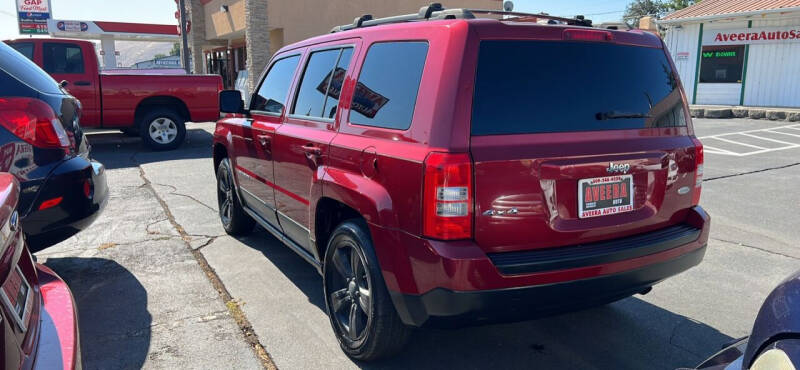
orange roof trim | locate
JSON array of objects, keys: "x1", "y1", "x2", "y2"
[{"x1": 664, "y1": 0, "x2": 800, "y2": 20}]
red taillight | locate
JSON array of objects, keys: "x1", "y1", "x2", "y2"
[
  {"x1": 83, "y1": 179, "x2": 93, "y2": 198},
  {"x1": 423, "y1": 152, "x2": 473, "y2": 240},
  {"x1": 0, "y1": 98, "x2": 70, "y2": 151},
  {"x1": 691, "y1": 137, "x2": 703, "y2": 206},
  {"x1": 563, "y1": 29, "x2": 613, "y2": 42},
  {"x1": 38, "y1": 196, "x2": 63, "y2": 210}
]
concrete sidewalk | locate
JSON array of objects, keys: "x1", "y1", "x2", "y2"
[{"x1": 690, "y1": 105, "x2": 800, "y2": 121}]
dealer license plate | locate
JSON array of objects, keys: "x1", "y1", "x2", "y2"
[
  {"x1": 578, "y1": 175, "x2": 634, "y2": 219},
  {"x1": 1, "y1": 266, "x2": 32, "y2": 331}
]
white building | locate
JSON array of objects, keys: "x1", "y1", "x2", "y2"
[{"x1": 660, "y1": 0, "x2": 800, "y2": 108}]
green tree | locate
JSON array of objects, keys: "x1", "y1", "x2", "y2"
[
  {"x1": 664, "y1": 0, "x2": 700, "y2": 11},
  {"x1": 169, "y1": 42, "x2": 181, "y2": 57},
  {"x1": 623, "y1": 0, "x2": 669, "y2": 28},
  {"x1": 153, "y1": 53, "x2": 167, "y2": 59}
]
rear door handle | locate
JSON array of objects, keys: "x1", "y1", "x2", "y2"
[
  {"x1": 301, "y1": 144, "x2": 322, "y2": 156},
  {"x1": 73, "y1": 81, "x2": 91, "y2": 86}
]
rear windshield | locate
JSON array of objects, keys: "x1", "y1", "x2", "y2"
[
  {"x1": 0, "y1": 42, "x2": 63, "y2": 95},
  {"x1": 471, "y1": 40, "x2": 686, "y2": 136}
]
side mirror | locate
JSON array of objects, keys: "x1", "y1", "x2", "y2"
[
  {"x1": 219, "y1": 90, "x2": 244, "y2": 114},
  {"x1": 60, "y1": 80, "x2": 69, "y2": 88}
]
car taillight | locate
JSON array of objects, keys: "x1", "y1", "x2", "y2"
[
  {"x1": 38, "y1": 196, "x2": 63, "y2": 210},
  {"x1": 83, "y1": 178, "x2": 93, "y2": 198},
  {"x1": 423, "y1": 152, "x2": 473, "y2": 240},
  {"x1": 0, "y1": 98, "x2": 70, "y2": 152},
  {"x1": 691, "y1": 137, "x2": 703, "y2": 206}
]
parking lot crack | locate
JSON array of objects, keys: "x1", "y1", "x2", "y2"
[
  {"x1": 138, "y1": 166, "x2": 276, "y2": 370},
  {"x1": 712, "y1": 237, "x2": 800, "y2": 260},
  {"x1": 153, "y1": 182, "x2": 218, "y2": 212},
  {"x1": 192, "y1": 235, "x2": 219, "y2": 250},
  {"x1": 704, "y1": 162, "x2": 800, "y2": 182}
]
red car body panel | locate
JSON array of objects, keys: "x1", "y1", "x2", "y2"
[
  {"x1": 33, "y1": 264, "x2": 80, "y2": 370},
  {"x1": 214, "y1": 19, "x2": 710, "y2": 327},
  {"x1": 0, "y1": 173, "x2": 80, "y2": 370},
  {"x1": 4, "y1": 38, "x2": 221, "y2": 128}
]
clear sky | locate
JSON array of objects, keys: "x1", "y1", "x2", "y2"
[{"x1": 0, "y1": 0, "x2": 630, "y2": 40}]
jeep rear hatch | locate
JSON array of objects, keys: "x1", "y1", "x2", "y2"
[{"x1": 469, "y1": 37, "x2": 702, "y2": 254}]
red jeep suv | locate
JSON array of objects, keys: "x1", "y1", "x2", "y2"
[{"x1": 212, "y1": 5, "x2": 709, "y2": 360}]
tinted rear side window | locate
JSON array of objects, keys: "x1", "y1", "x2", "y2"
[
  {"x1": 43, "y1": 43, "x2": 85, "y2": 74},
  {"x1": 471, "y1": 41, "x2": 685, "y2": 136},
  {"x1": 292, "y1": 47, "x2": 353, "y2": 119},
  {"x1": 0, "y1": 42, "x2": 62, "y2": 95},
  {"x1": 322, "y1": 48, "x2": 353, "y2": 119},
  {"x1": 9, "y1": 43, "x2": 33, "y2": 61},
  {"x1": 250, "y1": 55, "x2": 300, "y2": 114},
  {"x1": 349, "y1": 42, "x2": 428, "y2": 130}
]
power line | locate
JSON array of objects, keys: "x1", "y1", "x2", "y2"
[{"x1": 584, "y1": 10, "x2": 625, "y2": 16}]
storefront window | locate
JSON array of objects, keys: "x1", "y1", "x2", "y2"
[{"x1": 699, "y1": 45, "x2": 745, "y2": 83}]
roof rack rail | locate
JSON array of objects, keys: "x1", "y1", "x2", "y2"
[{"x1": 330, "y1": 3, "x2": 592, "y2": 33}]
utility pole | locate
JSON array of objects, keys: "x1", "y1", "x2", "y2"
[{"x1": 178, "y1": 0, "x2": 191, "y2": 74}]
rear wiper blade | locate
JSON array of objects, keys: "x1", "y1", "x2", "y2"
[{"x1": 596, "y1": 111, "x2": 652, "y2": 120}]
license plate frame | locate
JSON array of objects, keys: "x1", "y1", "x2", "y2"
[
  {"x1": 578, "y1": 175, "x2": 634, "y2": 219},
  {"x1": 1, "y1": 265, "x2": 32, "y2": 332}
]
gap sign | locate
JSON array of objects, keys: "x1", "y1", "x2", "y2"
[
  {"x1": 17, "y1": 0, "x2": 52, "y2": 35},
  {"x1": 704, "y1": 25, "x2": 800, "y2": 46}
]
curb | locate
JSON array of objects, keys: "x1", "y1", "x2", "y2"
[{"x1": 691, "y1": 105, "x2": 800, "y2": 122}]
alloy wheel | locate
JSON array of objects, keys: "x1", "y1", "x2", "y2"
[
  {"x1": 217, "y1": 166, "x2": 234, "y2": 226},
  {"x1": 148, "y1": 117, "x2": 178, "y2": 144},
  {"x1": 327, "y1": 240, "x2": 373, "y2": 343}
]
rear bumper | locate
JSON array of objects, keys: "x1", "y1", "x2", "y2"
[
  {"x1": 371, "y1": 206, "x2": 710, "y2": 328},
  {"x1": 392, "y1": 245, "x2": 705, "y2": 328},
  {"x1": 23, "y1": 157, "x2": 108, "y2": 251},
  {"x1": 35, "y1": 264, "x2": 81, "y2": 370}
]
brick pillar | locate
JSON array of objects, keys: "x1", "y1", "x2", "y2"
[
  {"x1": 245, "y1": 0, "x2": 269, "y2": 95},
  {"x1": 186, "y1": 0, "x2": 207, "y2": 74}
]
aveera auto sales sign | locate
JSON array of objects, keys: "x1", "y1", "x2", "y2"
[
  {"x1": 704, "y1": 25, "x2": 800, "y2": 45},
  {"x1": 17, "y1": 0, "x2": 52, "y2": 35}
]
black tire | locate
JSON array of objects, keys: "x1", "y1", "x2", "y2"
[
  {"x1": 216, "y1": 158, "x2": 255, "y2": 235},
  {"x1": 323, "y1": 219, "x2": 411, "y2": 361},
  {"x1": 139, "y1": 108, "x2": 186, "y2": 150}
]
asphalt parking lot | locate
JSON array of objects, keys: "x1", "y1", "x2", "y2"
[{"x1": 34, "y1": 118, "x2": 800, "y2": 370}]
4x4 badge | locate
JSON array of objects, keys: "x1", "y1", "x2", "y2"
[
  {"x1": 606, "y1": 162, "x2": 631, "y2": 174},
  {"x1": 482, "y1": 208, "x2": 519, "y2": 217}
]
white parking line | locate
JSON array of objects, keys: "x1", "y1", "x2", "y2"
[
  {"x1": 703, "y1": 145, "x2": 740, "y2": 155},
  {"x1": 713, "y1": 136, "x2": 769, "y2": 150},
  {"x1": 740, "y1": 132, "x2": 798, "y2": 146},
  {"x1": 768, "y1": 130, "x2": 800, "y2": 138},
  {"x1": 699, "y1": 124, "x2": 800, "y2": 156}
]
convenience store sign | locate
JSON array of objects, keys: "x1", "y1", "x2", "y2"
[
  {"x1": 704, "y1": 25, "x2": 800, "y2": 45},
  {"x1": 17, "y1": 0, "x2": 52, "y2": 35}
]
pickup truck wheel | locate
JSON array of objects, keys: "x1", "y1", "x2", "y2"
[
  {"x1": 140, "y1": 109, "x2": 186, "y2": 150},
  {"x1": 323, "y1": 220, "x2": 411, "y2": 361},
  {"x1": 216, "y1": 158, "x2": 255, "y2": 235}
]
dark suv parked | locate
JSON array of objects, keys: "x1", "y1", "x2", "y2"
[
  {"x1": 0, "y1": 41, "x2": 107, "y2": 250},
  {"x1": 213, "y1": 5, "x2": 709, "y2": 360}
]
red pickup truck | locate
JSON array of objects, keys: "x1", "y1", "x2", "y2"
[{"x1": 4, "y1": 38, "x2": 222, "y2": 150}]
